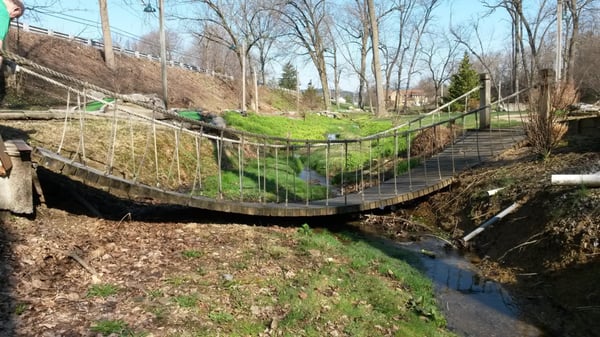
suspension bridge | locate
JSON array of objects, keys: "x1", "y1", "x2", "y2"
[{"x1": 0, "y1": 51, "x2": 528, "y2": 217}]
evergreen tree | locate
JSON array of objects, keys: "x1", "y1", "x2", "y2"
[
  {"x1": 279, "y1": 62, "x2": 298, "y2": 90},
  {"x1": 302, "y1": 80, "x2": 321, "y2": 110},
  {"x1": 445, "y1": 52, "x2": 479, "y2": 111}
]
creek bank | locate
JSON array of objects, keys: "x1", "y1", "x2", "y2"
[
  {"x1": 362, "y1": 143, "x2": 600, "y2": 337},
  {"x1": 363, "y1": 136, "x2": 600, "y2": 337},
  {"x1": 399, "y1": 237, "x2": 543, "y2": 337}
]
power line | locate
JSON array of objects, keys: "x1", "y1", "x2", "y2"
[{"x1": 24, "y1": 4, "x2": 204, "y2": 65}]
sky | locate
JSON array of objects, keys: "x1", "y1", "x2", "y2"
[{"x1": 19, "y1": 0, "x2": 511, "y2": 92}]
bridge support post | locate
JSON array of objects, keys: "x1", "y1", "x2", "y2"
[
  {"x1": 479, "y1": 73, "x2": 491, "y2": 130},
  {"x1": 539, "y1": 69, "x2": 555, "y2": 121},
  {"x1": 0, "y1": 139, "x2": 33, "y2": 214}
]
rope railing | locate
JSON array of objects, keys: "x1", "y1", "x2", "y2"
[{"x1": 1, "y1": 50, "x2": 528, "y2": 212}]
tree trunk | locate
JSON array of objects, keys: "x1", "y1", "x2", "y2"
[
  {"x1": 317, "y1": 53, "x2": 331, "y2": 110},
  {"x1": 98, "y1": 0, "x2": 115, "y2": 70},
  {"x1": 366, "y1": 0, "x2": 385, "y2": 116},
  {"x1": 564, "y1": 0, "x2": 579, "y2": 84}
]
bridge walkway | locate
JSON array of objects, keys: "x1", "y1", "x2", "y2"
[{"x1": 34, "y1": 128, "x2": 524, "y2": 217}]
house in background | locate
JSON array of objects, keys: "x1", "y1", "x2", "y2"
[{"x1": 387, "y1": 89, "x2": 429, "y2": 108}]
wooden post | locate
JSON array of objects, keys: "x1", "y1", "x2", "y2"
[
  {"x1": 0, "y1": 134, "x2": 12, "y2": 176},
  {"x1": 539, "y1": 69, "x2": 554, "y2": 120},
  {"x1": 479, "y1": 73, "x2": 491, "y2": 130}
]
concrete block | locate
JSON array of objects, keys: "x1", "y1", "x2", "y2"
[{"x1": 0, "y1": 140, "x2": 33, "y2": 214}]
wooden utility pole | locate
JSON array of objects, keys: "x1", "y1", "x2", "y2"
[
  {"x1": 556, "y1": 0, "x2": 563, "y2": 82},
  {"x1": 158, "y1": 0, "x2": 168, "y2": 109},
  {"x1": 479, "y1": 73, "x2": 491, "y2": 130},
  {"x1": 98, "y1": 0, "x2": 115, "y2": 70},
  {"x1": 242, "y1": 40, "x2": 246, "y2": 113},
  {"x1": 539, "y1": 69, "x2": 555, "y2": 120},
  {"x1": 366, "y1": 0, "x2": 385, "y2": 116}
]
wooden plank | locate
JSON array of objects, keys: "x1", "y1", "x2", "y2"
[{"x1": 0, "y1": 135, "x2": 13, "y2": 175}]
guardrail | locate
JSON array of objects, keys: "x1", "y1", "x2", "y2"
[{"x1": 12, "y1": 21, "x2": 235, "y2": 81}]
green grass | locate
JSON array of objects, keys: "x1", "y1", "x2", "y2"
[
  {"x1": 265, "y1": 226, "x2": 452, "y2": 336},
  {"x1": 90, "y1": 319, "x2": 143, "y2": 336},
  {"x1": 208, "y1": 310, "x2": 235, "y2": 323},
  {"x1": 181, "y1": 249, "x2": 203, "y2": 259},
  {"x1": 223, "y1": 111, "x2": 393, "y2": 140},
  {"x1": 125, "y1": 224, "x2": 456, "y2": 336},
  {"x1": 173, "y1": 294, "x2": 198, "y2": 308},
  {"x1": 87, "y1": 284, "x2": 119, "y2": 298}
]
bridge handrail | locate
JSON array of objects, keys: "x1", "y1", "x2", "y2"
[
  {"x1": 1, "y1": 47, "x2": 527, "y2": 153},
  {"x1": 368, "y1": 86, "x2": 481, "y2": 139}
]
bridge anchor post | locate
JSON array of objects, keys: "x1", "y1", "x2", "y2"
[
  {"x1": 479, "y1": 73, "x2": 491, "y2": 130},
  {"x1": 0, "y1": 139, "x2": 33, "y2": 214}
]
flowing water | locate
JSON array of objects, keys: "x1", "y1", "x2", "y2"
[
  {"x1": 302, "y1": 168, "x2": 546, "y2": 336},
  {"x1": 398, "y1": 238, "x2": 544, "y2": 337}
]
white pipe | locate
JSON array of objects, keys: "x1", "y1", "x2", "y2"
[
  {"x1": 487, "y1": 187, "x2": 505, "y2": 196},
  {"x1": 551, "y1": 174, "x2": 600, "y2": 187},
  {"x1": 463, "y1": 202, "x2": 521, "y2": 242}
]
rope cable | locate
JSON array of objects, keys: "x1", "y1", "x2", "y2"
[
  {"x1": 57, "y1": 89, "x2": 71, "y2": 154},
  {"x1": 106, "y1": 96, "x2": 119, "y2": 174}
]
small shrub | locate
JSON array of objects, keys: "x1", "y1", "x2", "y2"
[
  {"x1": 297, "y1": 223, "x2": 312, "y2": 236},
  {"x1": 525, "y1": 78, "x2": 574, "y2": 159}
]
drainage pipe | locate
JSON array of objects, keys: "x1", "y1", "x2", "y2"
[
  {"x1": 463, "y1": 202, "x2": 521, "y2": 242},
  {"x1": 551, "y1": 174, "x2": 600, "y2": 187}
]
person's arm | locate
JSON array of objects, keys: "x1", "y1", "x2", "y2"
[{"x1": 0, "y1": 39, "x2": 4, "y2": 67}]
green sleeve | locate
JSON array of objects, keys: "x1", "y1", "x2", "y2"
[{"x1": 0, "y1": 1, "x2": 9, "y2": 42}]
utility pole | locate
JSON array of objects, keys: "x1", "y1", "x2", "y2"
[
  {"x1": 159, "y1": 0, "x2": 168, "y2": 109},
  {"x1": 98, "y1": 0, "x2": 115, "y2": 69},
  {"x1": 242, "y1": 40, "x2": 246, "y2": 113},
  {"x1": 556, "y1": 0, "x2": 563, "y2": 83}
]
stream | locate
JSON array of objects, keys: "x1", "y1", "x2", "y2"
[
  {"x1": 398, "y1": 238, "x2": 544, "y2": 337},
  {"x1": 300, "y1": 169, "x2": 545, "y2": 336}
]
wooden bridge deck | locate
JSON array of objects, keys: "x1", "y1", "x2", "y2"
[{"x1": 34, "y1": 129, "x2": 524, "y2": 217}]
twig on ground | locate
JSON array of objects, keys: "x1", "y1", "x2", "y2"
[
  {"x1": 68, "y1": 251, "x2": 99, "y2": 277},
  {"x1": 498, "y1": 231, "x2": 545, "y2": 261},
  {"x1": 577, "y1": 306, "x2": 600, "y2": 311},
  {"x1": 421, "y1": 233, "x2": 458, "y2": 249},
  {"x1": 118, "y1": 212, "x2": 132, "y2": 226}
]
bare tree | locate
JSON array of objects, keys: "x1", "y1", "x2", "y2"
[
  {"x1": 399, "y1": 0, "x2": 440, "y2": 112},
  {"x1": 481, "y1": 1, "x2": 556, "y2": 87},
  {"x1": 98, "y1": 0, "x2": 115, "y2": 69},
  {"x1": 185, "y1": 24, "x2": 237, "y2": 75},
  {"x1": 380, "y1": 0, "x2": 415, "y2": 112},
  {"x1": 574, "y1": 31, "x2": 600, "y2": 101},
  {"x1": 131, "y1": 29, "x2": 183, "y2": 60},
  {"x1": 247, "y1": 1, "x2": 283, "y2": 86},
  {"x1": 367, "y1": 0, "x2": 386, "y2": 115},
  {"x1": 177, "y1": 0, "x2": 276, "y2": 111},
  {"x1": 420, "y1": 31, "x2": 460, "y2": 106},
  {"x1": 337, "y1": 0, "x2": 370, "y2": 109},
  {"x1": 278, "y1": 0, "x2": 332, "y2": 110},
  {"x1": 562, "y1": 0, "x2": 597, "y2": 84}
]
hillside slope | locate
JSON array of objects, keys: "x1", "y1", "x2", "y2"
[{"x1": 3, "y1": 28, "x2": 279, "y2": 113}]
